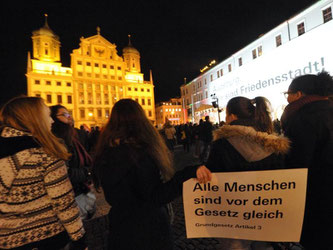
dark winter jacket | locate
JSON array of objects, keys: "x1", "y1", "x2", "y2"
[
  {"x1": 281, "y1": 99, "x2": 333, "y2": 249},
  {"x1": 206, "y1": 122, "x2": 290, "y2": 173},
  {"x1": 95, "y1": 143, "x2": 198, "y2": 250}
]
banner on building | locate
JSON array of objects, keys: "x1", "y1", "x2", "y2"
[{"x1": 183, "y1": 169, "x2": 307, "y2": 242}]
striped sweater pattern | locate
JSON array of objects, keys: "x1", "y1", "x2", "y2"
[{"x1": 0, "y1": 127, "x2": 85, "y2": 249}]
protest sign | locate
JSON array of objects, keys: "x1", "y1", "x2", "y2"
[{"x1": 183, "y1": 169, "x2": 307, "y2": 242}]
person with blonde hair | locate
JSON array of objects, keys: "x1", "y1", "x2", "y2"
[
  {"x1": 93, "y1": 99, "x2": 211, "y2": 250},
  {"x1": 0, "y1": 96, "x2": 86, "y2": 250}
]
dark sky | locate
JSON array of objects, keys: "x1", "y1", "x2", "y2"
[{"x1": 0, "y1": 0, "x2": 316, "y2": 105}]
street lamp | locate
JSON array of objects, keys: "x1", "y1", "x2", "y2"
[{"x1": 211, "y1": 93, "x2": 222, "y2": 124}]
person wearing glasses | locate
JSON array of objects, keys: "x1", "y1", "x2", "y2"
[
  {"x1": 0, "y1": 96, "x2": 86, "y2": 250},
  {"x1": 281, "y1": 71, "x2": 333, "y2": 250},
  {"x1": 50, "y1": 105, "x2": 95, "y2": 220}
]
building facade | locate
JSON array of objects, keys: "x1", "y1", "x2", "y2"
[
  {"x1": 181, "y1": 0, "x2": 333, "y2": 124},
  {"x1": 26, "y1": 17, "x2": 155, "y2": 128},
  {"x1": 155, "y1": 98, "x2": 184, "y2": 128}
]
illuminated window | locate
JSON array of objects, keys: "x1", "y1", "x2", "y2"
[
  {"x1": 258, "y1": 46, "x2": 262, "y2": 56},
  {"x1": 275, "y1": 35, "x2": 282, "y2": 47},
  {"x1": 46, "y1": 80, "x2": 51, "y2": 85},
  {"x1": 228, "y1": 64, "x2": 232, "y2": 72},
  {"x1": 35, "y1": 80, "x2": 40, "y2": 85},
  {"x1": 57, "y1": 95, "x2": 62, "y2": 104},
  {"x1": 46, "y1": 94, "x2": 52, "y2": 104},
  {"x1": 238, "y1": 57, "x2": 243, "y2": 66},
  {"x1": 323, "y1": 7, "x2": 332, "y2": 23},
  {"x1": 252, "y1": 49, "x2": 257, "y2": 59},
  {"x1": 297, "y1": 22, "x2": 305, "y2": 36},
  {"x1": 67, "y1": 95, "x2": 72, "y2": 104}
]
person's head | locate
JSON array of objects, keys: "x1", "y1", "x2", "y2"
[
  {"x1": 50, "y1": 105, "x2": 73, "y2": 126},
  {"x1": 205, "y1": 116, "x2": 210, "y2": 122},
  {"x1": 226, "y1": 96, "x2": 273, "y2": 133},
  {"x1": 0, "y1": 96, "x2": 70, "y2": 160},
  {"x1": 94, "y1": 99, "x2": 174, "y2": 181},
  {"x1": 285, "y1": 71, "x2": 333, "y2": 103}
]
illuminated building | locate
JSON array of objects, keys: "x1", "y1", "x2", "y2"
[
  {"x1": 155, "y1": 98, "x2": 184, "y2": 128},
  {"x1": 180, "y1": 0, "x2": 333, "y2": 124},
  {"x1": 26, "y1": 15, "x2": 155, "y2": 127}
]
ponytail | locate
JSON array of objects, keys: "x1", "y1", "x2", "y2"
[{"x1": 252, "y1": 97, "x2": 273, "y2": 133}]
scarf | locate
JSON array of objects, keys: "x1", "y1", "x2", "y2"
[
  {"x1": 72, "y1": 137, "x2": 93, "y2": 168},
  {"x1": 281, "y1": 95, "x2": 328, "y2": 129}
]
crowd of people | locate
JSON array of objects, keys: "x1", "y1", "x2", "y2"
[{"x1": 0, "y1": 71, "x2": 332, "y2": 250}]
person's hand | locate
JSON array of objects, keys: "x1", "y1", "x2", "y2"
[{"x1": 196, "y1": 165, "x2": 212, "y2": 183}]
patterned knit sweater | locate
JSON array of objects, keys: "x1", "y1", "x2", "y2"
[{"x1": 0, "y1": 127, "x2": 85, "y2": 249}]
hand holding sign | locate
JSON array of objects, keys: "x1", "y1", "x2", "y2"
[{"x1": 183, "y1": 169, "x2": 307, "y2": 242}]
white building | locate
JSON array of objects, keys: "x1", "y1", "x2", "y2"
[{"x1": 180, "y1": 0, "x2": 333, "y2": 124}]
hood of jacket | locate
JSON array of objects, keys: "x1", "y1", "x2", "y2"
[
  {"x1": 213, "y1": 125, "x2": 290, "y2": 162},
  {"x1": 0, "y1": 127, "x2": 40, "y2": 194}
]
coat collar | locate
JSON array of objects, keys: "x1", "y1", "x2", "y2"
[{"x1": 213, "y1": 125, "x2": 290, "y2": 162}]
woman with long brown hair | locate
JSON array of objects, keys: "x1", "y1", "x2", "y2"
[
  {"x1": 93, "y1": 99, "x2": 210, "y2": 250},
  {"x1": 0, "y1": 96, "x2": 86, "y2": 249}
]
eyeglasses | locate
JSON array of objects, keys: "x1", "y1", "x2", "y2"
[
  {"x1": 283, "y1": 91, "x2": 295, "y2": 98},
  {"x1": 56, "y1": 113, "x2": 71, "y2": 118}
]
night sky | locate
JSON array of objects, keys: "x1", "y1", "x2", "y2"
[{"x1": 0, "y1": 0, "x2": 316, "y2": 106}]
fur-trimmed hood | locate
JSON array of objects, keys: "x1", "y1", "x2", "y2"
[{"x1": 213, "y1": 125, "x2": 290, "y2": 162}]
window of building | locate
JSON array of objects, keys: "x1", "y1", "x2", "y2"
[
  {"x1": 110, "y1": 65, "x2": 114, "y2": 69},
  {"x1": 148, "y1": 99, "x2": 151, "y2": 105},
  {"x1": 104, "y1": 94, "x2": 109, "y2": 104},
  {"x1": 95, "y1": 74, "x2": 100, "y2": 78},
  {"x1": 46, "y1": 80, "x2": 51, "y2": 85},
  {"x1": 56, "y1": 81, "x2": 61, "y2": 86},
  {"x1": 135, "y1": 98, "x2": 139, "y2": 102},
  {"x1": 217, "y1": 71, "x2": 220, "y2": 78},
  {"x1": 105, "y1": 109, "x2": 110, "y2": 118},
  {"x1": 96, "y1": 93, "x2": 101, "y2": 105},
  {"x1": 46, "y1": 94, "x2": 52, "y2": 104},
  {"x1": 102, "y1": 64, "x2": 107, "y2": 68},
  {"x1": 228, "y1": 64, "x2": 232, "y2": 72},
  {"x1": 204, "y1": 79, "x2": 207, "y2": 85},
  {"x1": 210, "y1": 75, "x2": 213, "y2": 82},
  {"x1": 141, "y1": 99, "x2": 145, "y2": 105},
  {"x1": 86, "y1": 62, "x2": 91, "y2": 66},
  {"x1": 148, "y1": 111, "x2": 152, "y2": 117},
  {"x1": 57, "y1": 95, "x2": 62, "y2": 104},
  {"x1": 141, "y1": 88, "x2": 144, "y2": 92},
  {"x1": 185, "y1": 88, "x2": 188, "y2": 94},
  {"x1": 135, "y1": 88, "x2": 138, "y2": 91},
  {"x1": 128, "y1": 87, "x2": 132, "y2": 91},
  {"x1": 94, "y1": 63, "x2": 99, "y2": 67},
  {"x1": 297, "y1": 22, "x2": 305, "y2": 36},
  {"x1": 67, "y1": 95, "x2": 72, "y2": 104},
  {"x1": 103, "y1": 75, "x2": 107, "y2": 79},
  {"x1": 96, "y1": 84, "x2": 100, "y2": 90},
  {"x1": 66, "y1": 82, "x2": 71, "y2": 87},
  {"x1": 238, "y1": 57, "x2": 243, "y2": 66},
  {"x1": 117, "y1": 66, "x2": 121, "y2": 70},
  {"x1": 78, "y1": 72, "x2": 83, "y2": 76},
  {"x1": 87, "y1": 73, "x2": 92, "y2": 77},
  {"x1": 77, "y1": 61, "x2": 82, "y2": 65},
  {"x1": 252, "y1": 49, "x2": 257, "y2": 59},
  {"x1": 147, "y1": 89, "x2": 150, "y2": 92},
  {"x1": 111, "y1": 76, "x2": 115, "y2": 80},
  {"x1": 79, "y1": 92, "x2": 84, "y2": 104},
  {"x1": 323, "y1": 7, "x2": 332, "y2": 23},
  {"x1": 97, "y1": 109, "x2": 102, "y2": 118},
  {"x1": 80, "y1": 109, "x2": 85, "y2": 118},
  {"x1": 118, "y1": 77, "x2": 122, "y2": 80},
  {"x1": 88, "y1": 93, "x2": 93, "y2": 104},
  {"x1": 258, "y1": 46, "x2": 262, "y2": 56},
  {"x1": 35, "y1": 80, "x2": 40, "y2": 85},
  {"x1": 275, "y1": 35, "x2": 282, "y2": 47}
]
